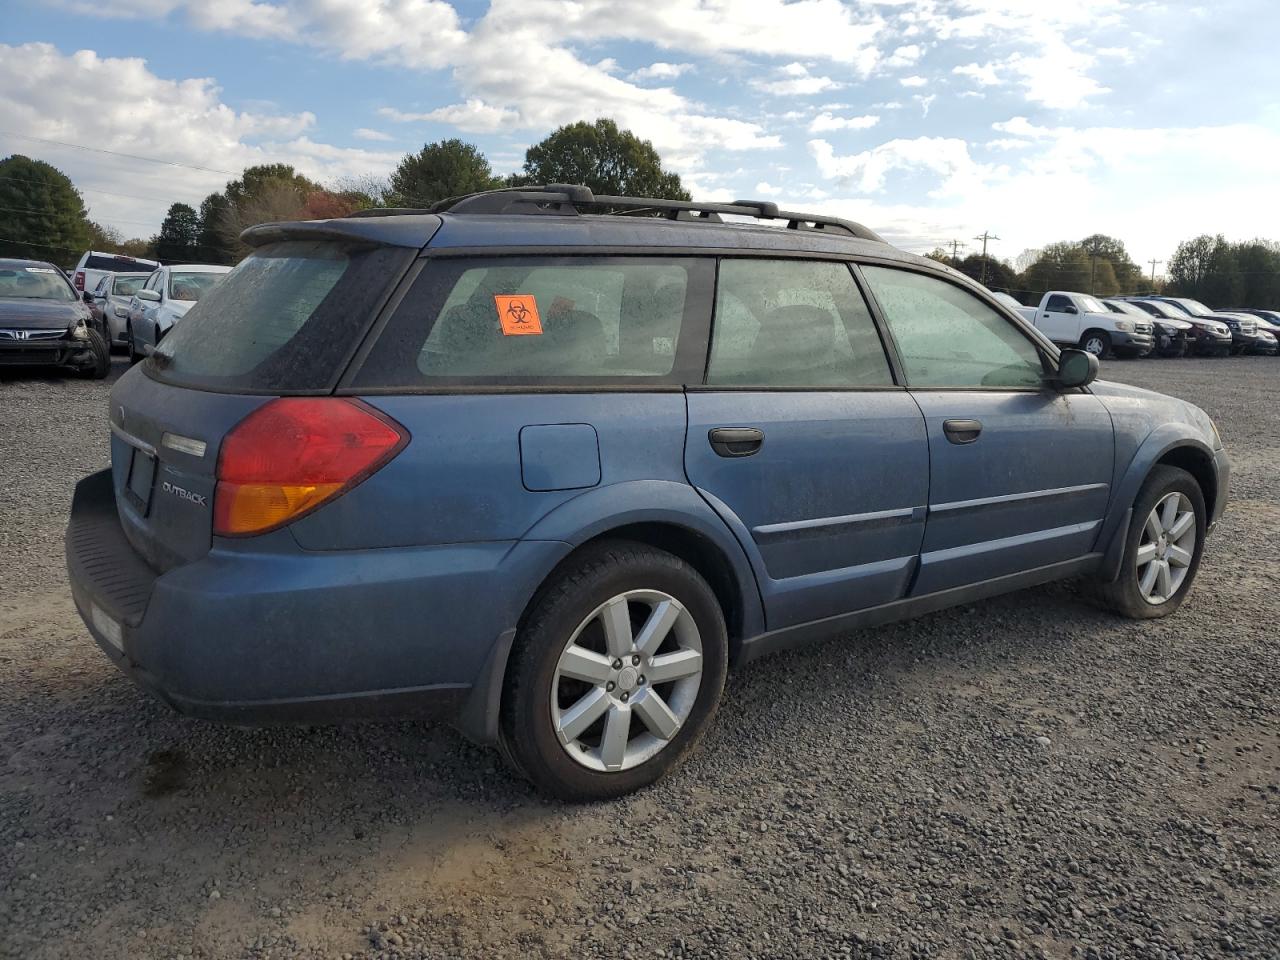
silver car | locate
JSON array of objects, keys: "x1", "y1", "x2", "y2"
[{"x1": 88, "y1": 272, "x2": 151, "y2": 349}]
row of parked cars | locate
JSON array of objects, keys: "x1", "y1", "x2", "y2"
[
  {"x1": 0, "y1": 250, "x2": 230, "y2": 378},
  {"x1": 73, "y1": 252, "x2": 231, "y2": 361},
  {"x1": 990, "y1": 289, "x2": 1280, "y2": 359}
]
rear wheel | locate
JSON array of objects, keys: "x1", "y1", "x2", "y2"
[
  {"x1": 1088, "y1": 465, "x2": 1206, "y2": 619},
  {"x1": 500, "y1": 541, "x2": 728, "y2": 801},
  {"x1": 1080, "y1": 330, "x2": 1112, "y2": 359}
]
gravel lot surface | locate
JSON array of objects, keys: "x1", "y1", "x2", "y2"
[{"x1": 2, "y1": 356, "x2": 1277, "y2": 959}]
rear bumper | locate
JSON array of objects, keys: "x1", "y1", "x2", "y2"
[{"x1": 66, "y1": 469, "x2": 565, "y2": 728}]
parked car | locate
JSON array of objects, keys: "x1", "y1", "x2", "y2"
[
  {"x1": 1119, "y1": 298, "x2": 1231, "y2": 357},
  {"x1": 1219, "y1": 308, "x2": 1280, "y2": 355},
  {"x1": 125, "y1": 264, "x2": 230, "y2": 362},
  {"x1": 66, "y1": 186, "x2": 1229, "y2": 800},
  {"x1": 71, "y1": 250, "x2": 159, "y2": 296},
  {"x1": 1102, "y1": 298, "x2": 1191, "y2": 357},
  {"x1": 1145, "y1": 297, "x2": 1262, "y2": 355},
  {"x1": 1019, "y1": 290, "x2": 1154, "y2": 358},
  {"x1": 0, "y1": 258, "x2": 110, "y2": 378},
  {"x1": 88, "y1": 272, "x2": 151, "y2": 350}
]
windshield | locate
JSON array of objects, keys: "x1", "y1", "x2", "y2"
[
  {"x1": 1104, "y1": 300, "x2": 1144, "y2": 316},
  {"x1": 168, "y1": 271, "x2": 225, "y2": 302},
  {"x1": 1076, "y1": 294, "x2": 1110, "y2": 314},
  {"x1": 0, "y1": 266, "x2": 76, "y2": 301},
  {"x1": 1168, "y1": 298, "x2": 1214, "y2": 317},
  {"x1": 112, "y1": 274, "x2": 148, "y2": 297}
]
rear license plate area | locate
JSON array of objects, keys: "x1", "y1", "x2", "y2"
[{"x1": 125, "y1": 448, "x2": 157, "y2": 515}]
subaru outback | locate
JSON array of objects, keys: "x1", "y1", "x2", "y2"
[{"x1": 66, "y1": 186, "x2": 1229, "y2": 800}]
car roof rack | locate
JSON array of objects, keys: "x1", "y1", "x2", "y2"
[{"x1": 346, "y1": 184, "x2": 884, "y2": 242}]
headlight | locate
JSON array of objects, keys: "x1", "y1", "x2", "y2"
[
  {"x1": 71, "y1": 318, "x2": 90, "y2": 340},
  {"x1": 1114, "y1": 320, "x2": 1133, "y2": 332}
]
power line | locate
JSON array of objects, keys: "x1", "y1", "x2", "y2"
[
  {"x1": 0, "y1": 130, "x2": 238, "y2": 177},
  {"x1": 972, "y1": 230, "x2": 999, "y2": 285},
  {"x1": 0, "y1": 175, "x2": 192, "y2": 205},
  {"x1": 0, "y1": 204, "x2": 159, "y2": 229}
]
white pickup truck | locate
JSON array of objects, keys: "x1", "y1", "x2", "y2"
[{"x1": 1016, "y1": 291, "x2": 1155, "y2": 359}]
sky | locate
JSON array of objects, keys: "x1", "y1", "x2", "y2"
[{"x1": 2, "y1": 0, "x2": 1278, "y2": 272}]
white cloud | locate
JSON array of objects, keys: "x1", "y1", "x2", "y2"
[
  {"x1": 952, "y1": 62, "x2": 1002, "y2": 86},
  {"x1": 808, "y1": 112, "x2": 880, "y2": 133},
  {"x1": 628, "y1": 61, "x2": 692, "y2": 82},
  {"x1": 809, "y1": 136, "x2": 995, "y2": 197},
  {"x1": 752, "y1": 62, "x2": 844, "y2": 97},
  {"x1": 380, "y1": 100, "x2": 519, "y2": 133},
  {"x1": 353, "y1": 127, "x2": 394, "y2": 141},
  {"x1": 754, "y1": 181, "x2": 782, "y2": 196},
  {"x1": 0, "y1": 43, "x2": 400, "y2": 236},
  {"x1": 884, "y1": 44, "x2": 923, "y2": 68},
  {"x1": 899, "y1": 75, "x2": 927, "y2": 88}
]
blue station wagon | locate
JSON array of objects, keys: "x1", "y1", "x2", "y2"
[{"x1": 66, "y1": 186, "x2": 1229, "y2": 799}]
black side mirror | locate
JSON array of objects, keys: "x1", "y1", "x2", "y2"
[
  {"x1": 82, "y1": 291, "x2": 94, "y2": 303},
  {"x1": 1055, "y1": 349, "x2": 1099, "y2": 388},
  {"x1": 1063, "y1": 304, "x2": 1078, "y2": 315}
]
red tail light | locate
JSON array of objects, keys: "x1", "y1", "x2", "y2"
[
  {"x1": 74, "y1": 270, "x2": 85, "y2": 291},
  {"x1": 214, "y1": 398, "x2": 408, "y2": 537}
]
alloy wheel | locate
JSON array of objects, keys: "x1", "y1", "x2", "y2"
[
  {"x1": 1135, "y1": 491, "x2": 1196, "y2": 605},
  {"x1": 552, "y1": 589, "x2": 703, "y2": 772},
  {"x1": 1084, "y1": 336, "x2": 1107, "y2": 357}
]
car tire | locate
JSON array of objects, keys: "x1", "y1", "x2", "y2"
[
  {"x1": 127, "y1": 322, "x2": 142, "y2": 365},
  {"x1": 1087, "y1": 465, "x2": 1206, "y2": 620},
  {"x1": 1080, "y1": 330, "x2": 1112, "y2": 359},
  {"x1": 499, "y1": 540, "x2": 728, "y2": 801},
  {"x1": 78, "y1": 329, "x2": 111, "y2": 380}
]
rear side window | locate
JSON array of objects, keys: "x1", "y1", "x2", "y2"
[
  {"x1": 149, "y1": 241, "x2": 414, "y2": 393},
  {"x1": 861, "y1": 265, "x2": 1046, "y2": 389},
  {"x1": 707, "y1": 259, "x2": 893, "y2": 387},
  {"x1": 352, "y1": 257, "x2": 714, "y2": 387}
]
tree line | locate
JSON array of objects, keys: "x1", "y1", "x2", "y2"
[
  {"x1": 2, "y1": 116, "x2": 1277, "y2": 308},
  {"x1": 0, "y1": 118, "x2": 687, "y2": 266},
  {"x1": 929, "y1": 231, "x2": 1279, "y2": 307}
]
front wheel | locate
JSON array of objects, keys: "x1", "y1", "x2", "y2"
[
  {"x1": 500, "y1": 541, "x2": 728, "y2": 801},
  {"x1": 1080, "y1": 330, "x2": 1112, "y2": 359},
  {"x1": 127, "y1": 322, "x2": 143, "y2": 365},
  {"x1": 77, "y1": 329, "x2": 111, "y2": 379},
  {"x1": 1088, "y1": 465, "x2": 1206, "y2": 619}
]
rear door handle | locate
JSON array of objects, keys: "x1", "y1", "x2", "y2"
[
  {"x1": 708, "y1": 427, "x2": 764, "y2": 458},
  {"x1": 943, "y1": 419, "x2": 982, "y2": 444}
]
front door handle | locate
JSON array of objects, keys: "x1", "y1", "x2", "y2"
[
  {"x1": 943, "y1": 419, "x2": 982, "y2": 444},
  {"x1": 708, "y1": 427, "x2": 764, "y2": 458}
]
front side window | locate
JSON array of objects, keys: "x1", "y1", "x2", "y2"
[
  {"x1": 707, "y1": 259, "x2": 893, "y2": 387},
  {"x1": 861, "y1": 265, "x2": 1047, "y2": 389},
  {"x1": 1045, "y1": 294, "x2": 1073, "y2": 312},
  {"x1": 352, "y1": 257, "x2": 712, "y2": 386}
]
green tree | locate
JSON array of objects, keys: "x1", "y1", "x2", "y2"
[
  {"x1": 955, "y1": 253, "x2": 1016, "y2": 292},
  {"x1": 0, "y1": 154, "x2": 92, "y2": 263},
  {"x1": 155, "y1": 202, "x2": 201, "y2": 262},
  {"x1": 223, "y1": 164, "x2": 316, "y2": 211},
  {"x1": 520, "y1": 118, "x2": 691, "y2": 200},
  {"x1": 197, "y1": 192, "x2": 236, "y2": 264},
  {"x1": 1167, "y1": 235, "x2": 1218, "y2": 299},
  {"x1": 1232, "y1": 240, "x2": 1280, "y2": 308},
  {"x1": 1080, "y1": 233, "x2": 1143, "y2": 292},
  {"x1": 387, "y1": 139, "x2": 501, "y2": 207}
]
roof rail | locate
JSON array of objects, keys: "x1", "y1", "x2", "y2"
[{"x1": 417, "y1": 184, "x2": 884, "y2": 242}]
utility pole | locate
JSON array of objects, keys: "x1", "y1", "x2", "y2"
[
  {"x1": 973, "y1": 231, "x2": 999, "y2": 285},
  {"x1": 949, "y1": 239, "x2": 966, "y2": 264},
  {"x1": 1084, "y1": 237, "x2": 1104, "y2": 294},
  {"x1": 1148, "y1": 258, "x2": 1162, "y2": 290}
]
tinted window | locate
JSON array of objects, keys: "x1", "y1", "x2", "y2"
[
  {"x1": 1045, "y1": 294, "x2": 1073, "y2": 312},
  {"x1": 862, "y1": 266, "x2": 1046, "y2": 389},
  {"x1": 149, "y1": 241, "x2": 413, "y2": 393},
  {"x1": 353, "y1": 257, "x2": 713, "y2": 386},
  {"x1": 708, "y1": 259, "x2": 892, "y2": 387},
  {"x1": 85, "y1": 254, "x2": 157, "y2": 272},
  {"x1": 0, "y1": 265, "x2": 75, "y2": 301}
]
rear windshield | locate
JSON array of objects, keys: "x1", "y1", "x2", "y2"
[
  {"x1": 85, "y1": 254, "x2": 156, "y2": 272},
  {"x1": 351, "y1": 257, "x2": 714, "y2": 388},
  {"x1": 0, "y1": 265, "x2": 75, "y2": 301},
  {"x1": 148, "y1": 240, "x2": 414, "y2": 393}
]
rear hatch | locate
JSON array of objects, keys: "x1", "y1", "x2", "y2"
[{"x1": 108, "y1": 228, "x2": 429, "y2": 571}]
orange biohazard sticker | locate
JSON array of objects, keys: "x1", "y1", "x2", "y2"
[{"x1": 495, "y1": 294, "x2": 543, "y2": 336}]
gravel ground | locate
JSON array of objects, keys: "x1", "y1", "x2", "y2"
[{"x1": 1, "y1": 355, "x2": 1277, "y2": 960}]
